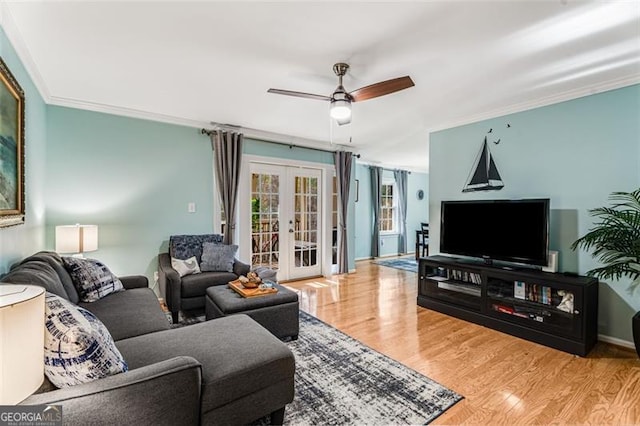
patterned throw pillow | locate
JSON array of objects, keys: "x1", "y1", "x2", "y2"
[
  {"x1": 200, "y1": 243, "x2": 238, "y2": 272},
  {"x1": 171, "y1": 256, "x2": 201, "y2": 277},
  {"x1": 62, "y1": 257, "x2": 124, "y2": 302},
  {"x1": 169, "y1": 234, "x2": 224, "y2": 263},
  {"x1": 44, "y1": 292, "x2": 128, "y2": 388}
]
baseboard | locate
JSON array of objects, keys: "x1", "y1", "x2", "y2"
[
  {"x1": 355, "y1": 257, "x2": 373, "y2": 261},
  {"x1": 598, "y1": 334, "x2": 636, "y2": 350},
  {"x1": 376, "y1": 253, "x2": 410, "y2": 259}
]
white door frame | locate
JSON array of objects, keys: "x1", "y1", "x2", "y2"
[{"x1": 238, "y1": 154, "x2": 335, "y2": 280}]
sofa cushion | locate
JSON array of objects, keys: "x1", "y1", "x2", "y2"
[
  {"x1": 170, "y1": 234, "x2": 224, "y2": 263},
  {"x1": 14, "y1": 251, "x2": 80, "y2": 303},
  {"x1": 79, "y1": 288, "x2": 171, "y2": 341},
  {"x1": 200, "y1": 243, "x2": 238, "y2": 272},
  {"x1": 62, "y1": 257, "x2": 124, "y2": 302},
  {"x1": 1, "y1": 260, "x2": 71, "y2": 301},
  {"x1": 171, "y1": 256, "x2": 201, "y2": 277},
  {"x1": 44, "y1": 293, "x2": 128, "y2": 388},
  {"x1": 180, "y1": 271, "x2": 237, "y2": 298},
  {"x1": 116, "y1": 315, "x2": 294, "y2": 415}
]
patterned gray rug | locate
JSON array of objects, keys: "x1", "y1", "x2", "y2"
[
  {"x1": 374, "y1": 256, "x2": 418, "y2": 273},
  {"x1": 170, "y1": 310, "x2": 463, "y2": 424},
  {"x1": 285, "y1": 311, "x2": 462, "y2": 425}
]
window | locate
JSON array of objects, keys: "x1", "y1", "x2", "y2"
[{"x1": 380, "y1": 182, "x2": 396, "y2": 233}]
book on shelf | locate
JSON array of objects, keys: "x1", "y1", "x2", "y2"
[
  {"x1": 514, "y1": 281, "x2": 526, "y2": 299},
  {"x1": 517, "y1": 281, "x2": 555, "y2": 305}
]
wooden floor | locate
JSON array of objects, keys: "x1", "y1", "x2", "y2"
[{"x1": 284, "y1": 258, "x2": 640, "y2": 425}]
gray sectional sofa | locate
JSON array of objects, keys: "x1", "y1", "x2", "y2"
[{"x1": 1, "y1": 251, "x2": 295, "y2": 425}]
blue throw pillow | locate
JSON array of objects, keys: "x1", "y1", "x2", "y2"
[
  {"x1": 170, "y1": 234, "x2": 224, "y2": 263},
  {"x1": 44, "y1": 293, "x2": 128, "y2": 388},
  {"x1": 62, "y1": 257, "x2": 124, "y2": 302},
  {"x1": 200, "y1": 243, "x2": 238, "y2": 272}
]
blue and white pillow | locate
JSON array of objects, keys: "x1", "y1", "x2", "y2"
[
  {"x1": 200, "y1": 243, "x2": 238, "y2": 272},
  {"x1": 62, "y1": 257, "x2": 124, "y2": 302},
  {"x1": 44, "y1": 292, "x2": 128, "y2": 388}
]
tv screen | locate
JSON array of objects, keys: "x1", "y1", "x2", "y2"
[{"x1": 440, "y1": 198, "x2": 550, "y2": 266}]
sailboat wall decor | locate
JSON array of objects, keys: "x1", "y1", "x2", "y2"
[{"x1": 463, "y1": 136, "x2": 504, "y2": 192}]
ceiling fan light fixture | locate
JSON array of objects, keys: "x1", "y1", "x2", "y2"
[{"x1": 330, "y1": 98, "x2": 351, "y2": 120}]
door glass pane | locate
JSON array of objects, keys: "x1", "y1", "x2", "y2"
[
  {"x1": 251, "y1": 172, "x2": 279, "y2": 269},
  {"x1": 293, "y1": 176, "x2": 319, "y2": 267},
  {"x1": 332, "y1": 176, "x2": 338, "y2": 265}
]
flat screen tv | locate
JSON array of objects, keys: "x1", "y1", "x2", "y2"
[{"x1": 440, "y1": 198, "x2": 550, "y2": 267}]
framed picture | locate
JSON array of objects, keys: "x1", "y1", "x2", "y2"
[{"x1": 0, "y1": 56, "x2": 25, "y2": 227}]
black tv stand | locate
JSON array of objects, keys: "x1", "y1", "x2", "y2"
[{"x1": 417, "y1": 255, "x2": 598, "y2": 356}]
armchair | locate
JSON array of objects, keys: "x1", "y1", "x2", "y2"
[{"x1": 158, "y1": 234, "x2": 250, "y2": 323}]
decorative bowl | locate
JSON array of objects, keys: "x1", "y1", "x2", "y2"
[{"x1": 242, "y1": 280, "x2": 260, "y2": 289}]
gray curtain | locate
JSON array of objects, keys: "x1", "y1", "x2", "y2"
[
  {"x1": 210, "y1": 130, "x2": 243, "y2": 244},
  {"x1": 394, "y1": 169, "x2": 408, "y2": 254},
  {"x1": 333, "y1": 151, "x2": 353, "y2": 274},
  {"x1": 370, "y1": 166, "x2": 382, "y2": 258}
]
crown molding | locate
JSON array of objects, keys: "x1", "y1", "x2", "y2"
[
  {"x1": 428, "y1": 74, "x2": 640, "y2": 134},
  {"x1": 0, "y1": 2, "x2": 52, "y2": 101},
  {"x1": 48, "y1": 94, "x2": 357, "y2": 156},
  {"x1": 48, "y1": 95, "x2": 210, "y2": 129}
]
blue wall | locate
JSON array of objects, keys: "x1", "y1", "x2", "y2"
[
  {"x1": 430, "y1": 84, "x2": 640, "y2": 342},
  {"x1": 44, "y1": 107, "x2": 357, "y2": 284},
  {"x1": 0, "y1": 27, "x2": 48, "y2": 274},
  {"x1": 354, "y1": 162, "x2": 429, "y2": 259},
  {"x1": 45, "y1": 107, "x2": 214, "y2": 283}
]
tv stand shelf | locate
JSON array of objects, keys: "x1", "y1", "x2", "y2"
[{"x1": 417, "y1": 255, "x2": 598, "y2": 356}]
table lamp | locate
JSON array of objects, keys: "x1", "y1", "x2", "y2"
[
  {"x1": 55, "y1": 224, "x2": 98, "y2": 257},
  {"x1": 0, "y1": 284, "x2": 45, "y2": 404}
]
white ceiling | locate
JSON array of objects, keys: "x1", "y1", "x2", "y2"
[{"x1": 2, "y1": 1, "x2": 639, "y2": 172}]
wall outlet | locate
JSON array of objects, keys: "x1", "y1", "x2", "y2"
[{"x1": 188, "y1": 202, "x2": 196, "y2": 213}]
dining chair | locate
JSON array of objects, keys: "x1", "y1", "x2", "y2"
[{"x1": 419, "y1": 222, "x2": 429, "y2": 258}]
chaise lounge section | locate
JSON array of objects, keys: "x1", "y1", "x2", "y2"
[{"x1": 1, "y1": 251, "x2": 295, "y2": 425}]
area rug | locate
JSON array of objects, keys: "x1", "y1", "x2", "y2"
[
  {"x1": 170, "y1": 310, "x2": 463, "y2": 424},
  {"x1": 281, "y1": 311, "x2": 463, "y2": 425},
  {"x1": 374, "y1": 256, "x2": 418, "y2": 273}
]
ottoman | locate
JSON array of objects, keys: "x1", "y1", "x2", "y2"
[{"x1": 205, "y1": 283, "x2": 299, "y2": 340}]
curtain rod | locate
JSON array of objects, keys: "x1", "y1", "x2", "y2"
[
  {"x1": 200, "y1": 128, "x2": 361, "y2": 158},
  {"x1": 363, "y1": 163, "x2": 412, "y2": 173}
]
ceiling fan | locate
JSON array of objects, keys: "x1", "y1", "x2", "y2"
[{"x1": 267, "y1": 63, "x2": 415, "y2": 126}]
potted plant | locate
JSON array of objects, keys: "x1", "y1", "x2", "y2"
[{"x1": 571, "y1": 188, "x2": 640, "y2": 357}]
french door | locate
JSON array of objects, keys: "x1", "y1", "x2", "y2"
[{"x1": 248, "y1": 163, "x2": 323, "y2": 281}]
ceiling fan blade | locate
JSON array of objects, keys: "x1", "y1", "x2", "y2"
[
  {"x1": 267, "y1": 88, "x2": 331, "y2": 101},
  {"x1": 349, "y1": 76, "x2": 415, "y2": 102},
  {"x1": 336, "y1": 116, "x2": 351, "y2": 126}
]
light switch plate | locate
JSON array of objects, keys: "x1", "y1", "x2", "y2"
[{"x1": 188, "y1": 202, "x2": 196, "y2": 213}]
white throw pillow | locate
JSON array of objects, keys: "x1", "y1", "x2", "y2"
[
  {"x1": 44, "y1": 293, "x2": 128, "y2": 388},
  {"x1": 171, "y1": 256, "x2": 201, "y2": 277}
]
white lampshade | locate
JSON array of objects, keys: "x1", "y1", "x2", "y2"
[
  {"x1": 330, "y1": 99, "x2": 352, "y2": 120},
  {"x1": 0, "y1": 284, "x2": 45, "y2": 404},
  {"x1": 56, "y1": 224, "x2": 98, "y2": 254}
]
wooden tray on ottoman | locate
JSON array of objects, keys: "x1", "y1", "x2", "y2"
[{"x1": 228, "y1": 280, "x2": 278, "y2": 298}]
